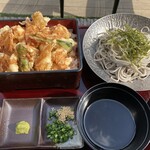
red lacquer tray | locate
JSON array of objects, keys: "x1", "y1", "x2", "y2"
[{"x1": 0, "y1": 26, "x2": 149, "y2": 150}]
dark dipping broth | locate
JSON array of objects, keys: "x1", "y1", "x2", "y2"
[{"x1": 83, "y1": 99, "x2": 136, "y2": 150}]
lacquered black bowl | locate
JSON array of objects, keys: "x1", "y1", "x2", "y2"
[
  {"x1": 76, "y1": 83, "x2": 150, "y2": 150},
  {"x1": 0, "y1": 19, "x2": 82, "y2": 90}
]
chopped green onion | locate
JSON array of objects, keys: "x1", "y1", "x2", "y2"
[
  {"x1": 46, "y1": 109, "x2": 75, "y2": 144},
  {"x1": 106, "y1": 25, "x2": 150, "y2": 66}
]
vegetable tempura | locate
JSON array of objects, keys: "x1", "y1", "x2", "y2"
[{"x1": 0, "y1": 11, "x2": 78, "y2": 72}]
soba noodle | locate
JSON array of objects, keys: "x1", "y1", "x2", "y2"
[{"x1": 94, "y1": 25, "x2": 150, "y2": 83}]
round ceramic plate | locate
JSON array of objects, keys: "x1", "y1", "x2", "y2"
[{"x1": 83, "y1": 13, "x2": 150, "y2": 91}]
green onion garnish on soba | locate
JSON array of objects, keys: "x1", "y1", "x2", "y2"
[{"x1": 106, "y1": 25, "x2": 150, "y2": 66}]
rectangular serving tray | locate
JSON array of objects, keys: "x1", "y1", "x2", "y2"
[{"x1": 0, "y1": 97, "x2": 84, "y2": 149}]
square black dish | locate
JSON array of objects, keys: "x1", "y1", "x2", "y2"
[
  {"x1": 40, "y1": 97, "x2": 84, "y2": 149},
  {"x1": 0, "y1": 98, "x2": 42, "y2": 149}
]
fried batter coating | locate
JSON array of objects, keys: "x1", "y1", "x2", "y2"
[
  {"x1": 49, "y1": 24, "x2": 71, "y2": 39},
  {"x1": 11, "y1": 25, "x2": 25, "y2": 43},
  {"x1": 34, "y1": 43, "x2": 55, "y2": 71},
  {"x1": 27, "y1": 29, "x2": 51, "y2": 48},
  {"x1": 31, "y1": 11, "x2": 50, "y2": 29},
  {"x1": 52, "y1": 48, "x2": 72, "y2": 70},
  {"x1": 0, "y1": 53, "x2": 19, "y2": 72},
  {"x1": 25, "y1": 11, "x2": 50, "y2": 47},
  {"x1": 0, "y1": 29, "x2": 14, "y2": 55},
  {"x1": 8, "y1": 54, "x2": 19, "y2": 72},
  {"x1": 0, "y1": 53, "x2": 10, "y2": 72}
]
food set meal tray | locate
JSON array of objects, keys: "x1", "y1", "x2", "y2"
[
  {"x1": 0, "y1": 19, "x2": 82, "y2": 90},
  {"x1": 0, "y1": 96, "x2": 83, "y2": 149}
]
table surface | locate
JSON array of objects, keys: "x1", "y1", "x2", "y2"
[{"x1": 0, "y1": 27, "x2": 149, "y2": 150}]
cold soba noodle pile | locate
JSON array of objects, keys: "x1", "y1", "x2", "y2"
[{"x1": 94, "y1": 25, "x2": 150, "y2": 82}]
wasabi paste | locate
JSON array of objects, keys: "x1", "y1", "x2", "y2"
[{"x1": 15, "y1": 121, "x2": 30, "y2": 134}]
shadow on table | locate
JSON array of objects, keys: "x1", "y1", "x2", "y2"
[
  {"x1": 1, "y1": 0, "x2": 60, "y2": 16},
  {"x1": 86, "y1": 0, "x2": 134, "y2": 18}
]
